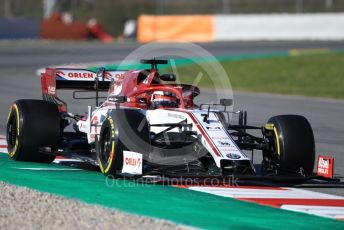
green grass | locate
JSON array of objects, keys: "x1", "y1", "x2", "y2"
[{"x1": 163, "y1": 52, "x2": 344, "y2": 99}]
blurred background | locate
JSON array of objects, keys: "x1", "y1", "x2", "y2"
[{"x1": 1, "y1": 0, "x2": 344, "y2": 41}]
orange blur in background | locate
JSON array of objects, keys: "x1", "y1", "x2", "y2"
[{"x1": 137, "y1": 15, "x2": 213, "y2": 43}]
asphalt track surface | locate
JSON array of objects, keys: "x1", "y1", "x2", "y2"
[{"x1": 0, "y1": 40, "x2": 344, "y2": 197}]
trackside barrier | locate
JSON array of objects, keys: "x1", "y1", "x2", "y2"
[
  {"x1": 137, "y1": 15, "x2": 213, "y2": 42},
  {"x1": 137, "y1": 13, "x2": 344, "y2": 42}
]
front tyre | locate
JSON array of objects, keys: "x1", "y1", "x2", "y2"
[
  {"x1": 96, "y1": 109, "x2": 150, "y2": 177},
  {"x1": 264, "y1": 115, "x2": 315, "y2": 176},
  {"x1": 6, "y1": 100, "x2": 60, "y2": 163},
  {"x1": 97, "y1": 114, "x2": 122, "y2": 176}
]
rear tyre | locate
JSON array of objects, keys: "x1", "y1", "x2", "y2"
[
  {"x1": 264, "y1": 115, "x2": 315, "y2": 176},
  {"x1": 97, "y1": 109, "x2": 150, "y2": 177},
  {"x1": 6, "y1": 100, "x2": 60, "y2": 163}
]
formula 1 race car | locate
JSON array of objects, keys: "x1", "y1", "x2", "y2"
[{"x1": 6, "y1": 59, "x2": 316, "y2": 178}]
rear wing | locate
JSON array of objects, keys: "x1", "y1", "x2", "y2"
[
  {"x1": 41, "y1": 67, "x2": 127, "y2": 112},
  {"x1": 41, "y1": 68, "x2": 127, "y2": 93}
]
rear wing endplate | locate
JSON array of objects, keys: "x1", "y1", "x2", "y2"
[{"x1": 41, "y1": 67, "x2": 127, "y2": 94}]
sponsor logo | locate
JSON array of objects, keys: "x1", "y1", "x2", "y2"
[
  {"x1": 318, "y1": 158, "x2": 329, "y2": 169},
  {"x1": 114, "y1": 73, "x2": 125, "y2": 80},
  {"x1": 220, "y1": 148, "x2": 238, "y2": 152},
  {"x1": 104, "y1": 72, "x2": 125, "y2": 80},
  {"x1": 317, "y1": 155, "x2": 334, "y2": 178},
  {"x1": 56, "y1": 70, "x2": 126, "y2": 81},
  {"x1": 217, "y1": 141, "x2": 231, "y2": 147},
  {"x1": 226, "y1": 153, "x2": 241, "y2": 159},
  {"x1": 56, "y1": 70, "x2": 95, "y2": 79},
  {"x1": 167, "y1": 113, "x2": 185, "y2": 120},
  {"x1": 122, "y1": 151, "x2": 143, "y2": 175},
  {"x1": 211, "y1": 137, "x2": 231, "y2": 140},
  {"x1": 68, "y1": 72, "x2": 94, "y2": 79},
  {"x1": 125, "y1": 157, "x2": 142, "y2": 168},
  {"x1": 56, "y1": 70, "x2": 65, "y2": 76}
]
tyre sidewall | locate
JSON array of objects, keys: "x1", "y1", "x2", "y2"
[
  {"x1": 97, "y1": 115, "x2": 123, "y2": 176},
  {"x1": 7, "y1": 103, "x2": 23, "y2": 160}
]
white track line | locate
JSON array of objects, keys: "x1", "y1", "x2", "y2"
[
  {"x1": 14, "y1": 167, "x2": 82, "y2": 171},
  {"x1": 185, "y1": 185, "x2": 344, "y2": 220},
  {"x1": 281, "y1": 205, "x2": 344, "y2": 219},
  {"x1": 189, "y1": 186, "x2": 342, "y2": 199},
  {"x1": 0, "y1": 135, "x2": 7, "y2": 153}
]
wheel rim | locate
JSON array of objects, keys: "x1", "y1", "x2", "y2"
[
  {"x1": 7, "y1": 114, "x2": 17, "y2": 152},
  {"x1": 100, "y1": 127, "x2": 112, "y2": 163}
]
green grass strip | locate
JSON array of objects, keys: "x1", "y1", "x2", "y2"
[
  {"x1": 0, "y1": 154, "x2": 343, "y2": 229},
  {"x1": 212, "y1": 51, "x2": 344, "y2": 99}
]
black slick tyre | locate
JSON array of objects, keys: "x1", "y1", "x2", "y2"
[
  {"x1": 6, "y1": 99, "x2": 60, "y2": 163},
  {"x1": 266, "y1": 115, "x2": 315, "y2": 176},
  {"x1": 97, "y1": 109, "x2": 150, "y2": 177}
]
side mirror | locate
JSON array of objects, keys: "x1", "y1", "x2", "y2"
[
  {"x1": 160, "y1": 74, "x2": 176, "y2": 81},
  {"x1": 220, "y1": 98, "x2": 233, "y2": 106}
]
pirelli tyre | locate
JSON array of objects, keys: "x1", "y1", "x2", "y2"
[
  {"x1": 6, "y1": 99, "x2": 60, "y2": 163},
  {"x1": 265, "y1": 115, "x2": 315, "y2": 176},
  {"x1": 96, "y1": 109, "x2": 150, "y2": 177}
]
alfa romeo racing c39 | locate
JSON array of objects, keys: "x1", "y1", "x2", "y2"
[{"x1": 6, "y1": 59, "x2": 316, "y2": 179}]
